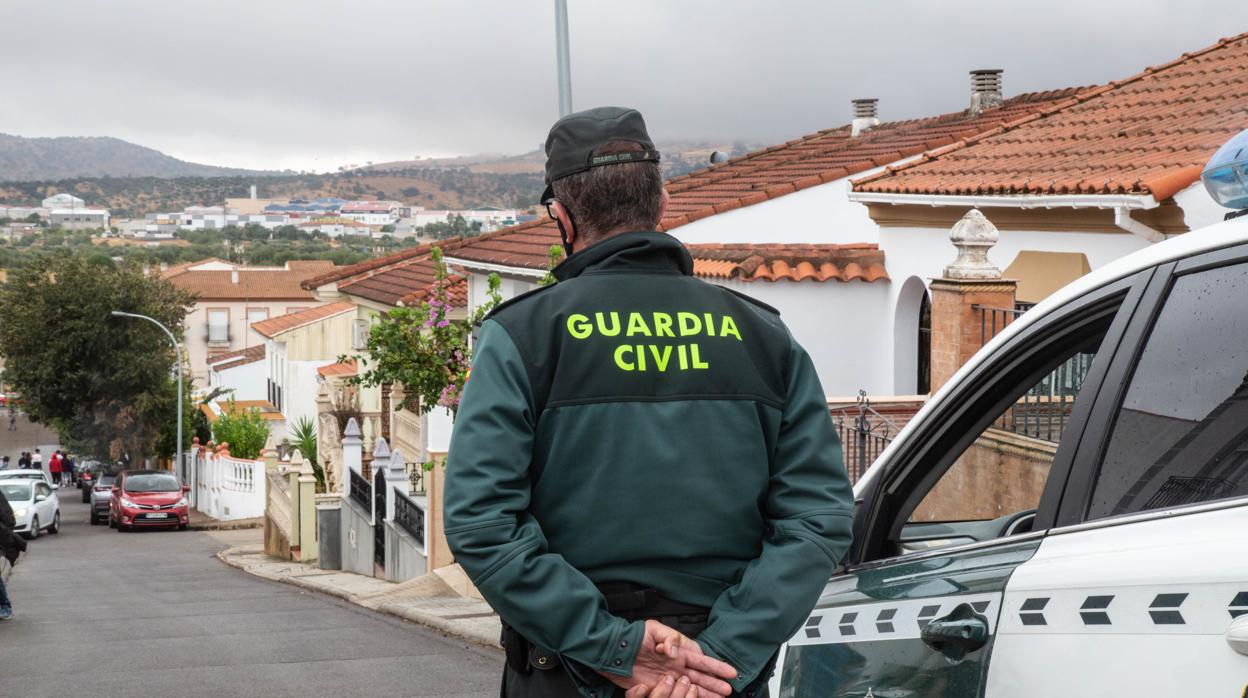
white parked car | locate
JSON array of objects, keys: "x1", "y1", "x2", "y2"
[
  {"x1": 0, "y1": 479, "x2": 60, "y2": 539},
  {"x1": 776, "y1": 213, "x2": 1248, "y2": 697},
  {"x1": 0, "y1": 469, "x2": 55, "y2": 489}
]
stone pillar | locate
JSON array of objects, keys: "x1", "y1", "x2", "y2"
[
  {"x1": 929, "y1": 209, "x2": 1017, "y2": 391},
  {"x1": 426, "y1": 451, "x2": 453, "y2": 570},
  {"x1": 342, "y1": 418, "x2": 362, "y2": 479},
  {"x1": 296, "y1": 456, "x2": 318, "y2": 562}
]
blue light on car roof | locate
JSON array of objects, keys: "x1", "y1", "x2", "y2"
[{"x1": 1202, "y1": 129, "x2": 1248, "y2": 209}]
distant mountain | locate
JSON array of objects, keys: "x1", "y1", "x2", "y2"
[
  {"x1": 362, "y1": 140, "x2": 764, "y2": 179},
  {"x1": 0, "y1": 133, "x2": 283, "y2": 182}
]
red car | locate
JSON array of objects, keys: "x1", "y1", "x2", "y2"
[{"x1": 109, "y1": 469, "x2": 190, "y2": 531}]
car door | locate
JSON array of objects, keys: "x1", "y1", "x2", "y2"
[
  {"x1": 34, "y1": 482, "x2": 54, "y2": 525},
  {"x1": 778, "y1": 272, "x2": 1149, "y2": 698},
  {"x1": 987, "y1": 245, "x2": 1248, "y2": 696}
]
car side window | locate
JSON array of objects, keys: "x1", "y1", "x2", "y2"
[
  {"x1": 880, "y1": 294, "x2": 1125, "y2": 557},
  {"x1": 1087, "y1": 261, "x2": 1248, "y2": 520},
  {"x1": 36, "y1": 482, "x2": 51, "y2": 497}
]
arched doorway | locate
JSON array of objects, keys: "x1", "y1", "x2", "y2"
[{"x1": 893, "y1": 276, "x2": 932, "y2": 395}]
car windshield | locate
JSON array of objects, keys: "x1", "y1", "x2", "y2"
[
  {"x1": 0, "y1": 482, "x2": 32, "y2": 501},
  {"x1": 124, "y1": 473, "x2": 180, "y2": 493},
  {"x1": 99, "y1": 475, "x2": 116, "y2": 487}
]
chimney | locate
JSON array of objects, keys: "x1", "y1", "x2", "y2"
[
  {"x1": 851, "y1": 98, "x2": 879, "y2": 137},
  {"x1": 230, "y1": 269, "x2": 239, "y2": 284},
  {"x1": 249, "y1": 185, "x2": 257, "y2": 200},
  {"x1": 969, "y1": 69, "x2": 1004, "y2": 116}
]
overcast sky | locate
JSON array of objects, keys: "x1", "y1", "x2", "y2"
[{"x1": 1, "y1": 1, "x2": 1244, "y2": 172}]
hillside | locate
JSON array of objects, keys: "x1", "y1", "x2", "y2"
[
  {"x1": 364, "y1": 140, "x2": 763, "y2": 179},
  {"x1": 0, "y1": 133, "x2": 282, "y2": 181},
  {"x1": 0, "y1": 169, "x2": 545, "y2": 218}
]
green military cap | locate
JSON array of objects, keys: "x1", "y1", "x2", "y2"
[{"x1": 541, "y1": 106, "x2": 661, "y2": 203}]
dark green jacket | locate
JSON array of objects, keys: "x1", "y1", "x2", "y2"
[{"x1": 444, "y1": 231, "x2": 853, "y2": 693}]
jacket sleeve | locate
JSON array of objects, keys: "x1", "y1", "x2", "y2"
[
  {"x1": 443, "y1": 319, "x2": 644, "y2": 678},
  {"x1": 695, "y1": 333, "x2": 855, "y2": 693}
]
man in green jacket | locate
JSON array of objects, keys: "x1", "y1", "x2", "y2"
[{"x1": 444, "y1": 106, "x2": 854, "y2": 698}]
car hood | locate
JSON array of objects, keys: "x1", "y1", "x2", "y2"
[{"x1": 122, "y1": 491, "x2": 183, "y2": 504}]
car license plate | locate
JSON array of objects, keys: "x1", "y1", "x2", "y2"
[{"x1": 146, "y1": 512, "x2": 168, "y2": 519}]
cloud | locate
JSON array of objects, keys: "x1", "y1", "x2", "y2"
[{"x1": 0, "y1": 0, "x2": 1241, "y2": 171}]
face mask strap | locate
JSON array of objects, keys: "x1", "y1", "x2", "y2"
[{"x1": 546, "y1": 201, "x2": 577, "y2": 256}]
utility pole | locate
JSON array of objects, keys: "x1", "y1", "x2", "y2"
[
  {"x1": 111, "y1": 311, "x2": 184, "y2": 486},
  {"x1": 554, "y1": 0, "x2": 573, "y2": 117}
]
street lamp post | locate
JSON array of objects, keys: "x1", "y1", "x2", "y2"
[{"x1": 111, "y1": 311, "x2": 184, "y2": 480}]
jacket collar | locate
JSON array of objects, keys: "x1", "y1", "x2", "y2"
[{"x1": 552, "y1": 231, "x2": 693, "y2": 281}]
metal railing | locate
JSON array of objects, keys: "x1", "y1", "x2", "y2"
[
  {"x1": 348, "y1": 468, "x2": 370, "y2": 510},
  {"x1": 393, "y1": 490, "x2": 426, "y2": 549},
  {"x1": 994, "y1": 351, "x2": 1093, "y2": 443},
  {"x1": 972, "y1": 303, "x2": 1026, "y2": 347},
  {"x1": 831, "y1": 391, "x2": 900, "y2": 482}
]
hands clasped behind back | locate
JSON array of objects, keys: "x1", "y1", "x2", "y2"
[{"x1": 599, "y1": 620, "x2": 738, "y2": 698}]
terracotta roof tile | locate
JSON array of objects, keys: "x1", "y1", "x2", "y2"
[
  {"x1": 446, "y1": 88, "x2": 1085, "y2": 272},
  {"x1": 251, "y1": 301, "x2": 356, "y2": 338},
  {"x1": 854, "y1": 33, "x2": 1248, "y2": 199},
  {"x1": 207, "y1": 344, "x2": 265, "y2": 370},
  {"x1": 317, "y1": 360, "x2": 358, "y2": 377},
  {"x1": 688, "y1": 243, "x2": 888, "y2": 283},
  {"x1": 166, "y1": 260, "x2": 334, "y2": 301}
]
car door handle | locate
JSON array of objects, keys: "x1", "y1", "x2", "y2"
[
  {"x1": 920, "y1": 603, "x2": 990, "y2": 662},
  {"x1": 1227, "y1": 614, "x2": 1248, "y2": 656}
]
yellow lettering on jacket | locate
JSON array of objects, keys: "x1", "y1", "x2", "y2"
[
  {"x1": 677, "y1": 312, "x2": 701, "y2": 336},
  {"x1": 690, "y1": 343, "x2": 709, "y2": 369},
  {"x1": 650, "y1": 345, "x2": 672, "y2": 372},
  {"x1": 614, "y1": 344, "x2": 635, "y2": 371},
  {"x1": 567, "y1": 314, "x2": 592, "y2": 339},
  {"x1": 720, "y1": 315, "x2": 742, "y2": 341},
  {"x1": 596, "y1": 311, "x2": 621, "y2": 336},
  {"x1": 653, "y1": 313, "x2": 675, "y2": 337},
  {"x1": 626, "y1": 312, "x2": 652, "y2": 337}
]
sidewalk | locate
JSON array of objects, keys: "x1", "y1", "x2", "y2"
[
  {"x1": 217, "y1": 544, "x2": 501, "y2": 650},
  {"x1": 188, "y1": 510, "x2": 263, "y2": 531}
]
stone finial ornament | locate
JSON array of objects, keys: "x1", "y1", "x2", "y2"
[{"x1": 944, "y1": 209, "x2": 1002, "y2": 280}]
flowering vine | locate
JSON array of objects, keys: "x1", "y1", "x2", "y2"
[{"x1": 349, "y1": 246, "x2": 502, "y2": 415}]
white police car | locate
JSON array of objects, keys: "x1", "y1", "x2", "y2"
[{"x1": 776, "y1": 139, "x2": 1248, "y2": 696}]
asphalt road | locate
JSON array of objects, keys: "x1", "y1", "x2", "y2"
[{"x1": 0, "y1": 491, "x2": 500, "y2": 697}]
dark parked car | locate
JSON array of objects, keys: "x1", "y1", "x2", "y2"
[{"x1": 88, "y1": 473, "x2": 116, "y2": 525}]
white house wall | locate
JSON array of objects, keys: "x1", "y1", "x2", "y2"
[
  {"x1": 1173, "y1": 181, "x2": 1226, "y2": 231},
  {"x1": 210, "y1": 361, "x2": 266, "y2": 402},
  {"x1": 707, "y1": 278, "x2": 893, "y2": 397}
]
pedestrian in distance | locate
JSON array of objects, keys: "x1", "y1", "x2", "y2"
[
  {"x1": 65, "y1": 452, "x2": 76, "y2": 487},
  {"x1": 0, "y1": 482, "x2": 27, "y2": 621},
  {"x1": 31, "y1": 448, "x2": 41, "y2": 473},
  {"x1": 1, "y1": 455, "x2": 8, "y2": 470},
  {"x1": 17, "y1": 452, "x2": 29, "y2": 470},
  {"x1": 48, "y1": 450, "x2": 62, "y2": 487},
  {"x1": 444, "y1": 107, "x2": 854, "y2": 698},
  {"x1": 7, "y1": 407, "x2": 15, "y2": 432}
]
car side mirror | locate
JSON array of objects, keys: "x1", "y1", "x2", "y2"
[
  {"x1": 34, "y1": 494, "x2": 47, "y2": 502},
  {"x1": 182, "y1": 484, "x2": 191, "y2": 493}
]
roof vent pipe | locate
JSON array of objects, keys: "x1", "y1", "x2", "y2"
[
  {"x1": 969, "y1": 69, "x2": 1004, "y2": 116},
  {"x1": 851, "y1": 98, "x2": 880, "y2": 137}
]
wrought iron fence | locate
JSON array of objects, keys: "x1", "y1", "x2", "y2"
[
  {"x1": 349, "y1": 468, "x2": 370, "y2": 510},
  {"x1": 831, "y1": 391, "x2": 900, "y2": 482},
  {"x1": 393, "y1": 490, "x2": 426, "y2": 548},
  {"x1": 994, "y1": 351, "x2": 1094, "y2": 443},
  {"x1": 407, "y1": 461, "x2": 425, "y2": 495}
]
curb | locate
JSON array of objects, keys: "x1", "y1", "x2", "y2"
[
  {"x1": 189, "y1": 518, "x2": 263, "y2": 531},
  {"x1": 216, "y1": 546, "x2": 501, "y2": 651}
]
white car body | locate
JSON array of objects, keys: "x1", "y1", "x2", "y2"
[
  {"x1": 0, "y1": 469, "x2": 55, "y2": 489},
  {"x1": 777, "y1": 214, "x2": 1248, "y2": 697},
  {"x1": 1, "y1": 479, "x2": 60, "y2": 537}
]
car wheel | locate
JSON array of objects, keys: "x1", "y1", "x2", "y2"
[
  {"x1": 89, "y1": 513, "x2": 99, "y2": 526},
  {"x1": 48, "y1": 511, "x2": 59, "y2": 534},
  {"x1": 109, "y1": 514, "x2": 117, "y2": 529},
  {"x1": 28, "y1": 516, "x2": 39, "y2": 539},
  {"x1": 178, "y1": 523, "x2": 188, "y2": 531},
  {"x1": 81, "y1": 490, "x2": 90, "y2": 504}
]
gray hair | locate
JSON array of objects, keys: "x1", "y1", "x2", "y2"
[{"x1": 550, "y1": 140, "x2": 663, "y2": 242}]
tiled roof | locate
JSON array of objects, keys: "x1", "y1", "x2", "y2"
[
  {"x1": 251, "y1": 301, "x2": 356, "y2": 338},
  {"x1": 317, "y1": 360, "x2": 358, "y2": 377},
  {"x1": 853, "y1": 33, "x2": 1248, "y2": 199},
  {"x1": 339, "y1": 256, "x2": 468, "y2": 307},
  {"x1": 688, "y1": 243, "x2": 888, "y2": 283},
  {"x1": 165, "y1": 260, "x2": 334, "y2": 301},
  {"x1": 207, "y1": 344, "x2": 265, "y2": 371},
  {"x1": 446, "y1": 88, "x2": 1086, "y2": 272}
]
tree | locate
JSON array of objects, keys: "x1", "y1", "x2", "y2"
[
  {"x1": 211, "y1": 400, "x2": 270, "y2": 460},
  {"x1": 0, "y1": 256, "x2": 194, "y2": 463}
]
